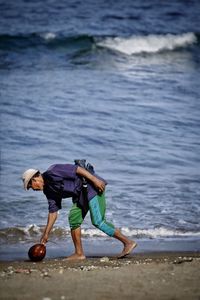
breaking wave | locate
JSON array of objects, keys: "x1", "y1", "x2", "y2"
[
  {"x1": 0, "y1": 32, "x2": 198, "y2": 56},
  {"x1": 0, "y1": 32, "x2": 95, "y2": 52},
  {"x1": 97, "y1": 32, "x2": 197, "y2": 55},
  {"x1": 0, "y1": 224, "x2": 199, "y2": 244}
]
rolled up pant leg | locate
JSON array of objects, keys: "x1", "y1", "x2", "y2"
[
  {"x1": 68, "y1": 203, "x2": 87, "y2": 230},
  {"x1": 89, "y1": 193, "x2": 115, "y2": 237}
]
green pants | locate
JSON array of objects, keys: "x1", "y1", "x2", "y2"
[{"x1": 68, "y1": 193, "x2": 115, "y2": 237}]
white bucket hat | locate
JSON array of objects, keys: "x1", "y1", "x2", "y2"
[{"x1": 22, "y1": 169, "x2": 39, "y2": 190}]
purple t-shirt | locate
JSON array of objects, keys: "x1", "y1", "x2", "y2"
[{"x1": 42, "y1": 164, "x2": 106, "y2": 213}]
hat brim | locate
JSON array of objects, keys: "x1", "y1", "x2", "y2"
[{"x1": 23, "y1": 169, "x2": 39, "y2": 190}]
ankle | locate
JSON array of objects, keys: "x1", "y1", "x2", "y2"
[
  {"x1": 75, "y1": 250, "x2": 85, "y2": 256},
  {"x1": 126, "y1": 240, "x2": 134, "y2": 245}
]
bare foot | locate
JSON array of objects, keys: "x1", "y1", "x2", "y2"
[
  {"x1": 65, "y1": 253, "x2": 86, "y2": 261},
  {"x1": 118, "y1": 241, "x2": 137, "y2": 259}
]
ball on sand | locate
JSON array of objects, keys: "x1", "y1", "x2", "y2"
[{"x1": 28, "y1": 244, "x2": 46, "y2": 262}]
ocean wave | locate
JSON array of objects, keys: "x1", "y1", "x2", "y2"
[
  {"x1": 0, "y1": 32, "x2": 198, "y2": 55},
  {"x1": 39, "y1": 32, "x2": 57, "y2": 41},
  {"x1": 0, "y1": 32, "x2": 94, "y2": 51},
  {"x1": 97, "y1": 32, "x2": 197, "y2": 55},
  {"x1": 120, "y1": 227, "x2": 200, "y2": 238},
  {"x1": 0, "y1": 225, "x2": 199, "y2": 243}
]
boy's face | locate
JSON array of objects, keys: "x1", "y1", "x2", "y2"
[{"x1": 28, "y1": 175, "x2": 44, "y2": 191}]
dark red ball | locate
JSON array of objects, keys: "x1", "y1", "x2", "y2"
[{"x1": 28, "y1": 244, "x2": 46, "y2": 262}]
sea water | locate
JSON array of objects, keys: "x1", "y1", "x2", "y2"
[{"x1": 0, "y1": 0, "x2": 200, "y2": 260}]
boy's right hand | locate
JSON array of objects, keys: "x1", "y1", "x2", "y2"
[
  {"x1": 40, "y1": 234, "x2": 48, "y2": 245},
  {"x1": 93, "y1": 177, "x2": 106, "y2": 194}
]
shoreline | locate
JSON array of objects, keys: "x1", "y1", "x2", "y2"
[
  {"x1": 0, "y1": 250, "x2": 200, "y2": 264},
  {"x1": 0, "y1": 251, "x2": 200, "y2": 300},
  {"x1": 1, "y1": 236, "x2": 200, "y2": 261}
]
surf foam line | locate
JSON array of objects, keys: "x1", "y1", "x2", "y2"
[
  {"x1": 0, "y1": 225, "x2": 200, "y2": 243},
  {"x1": 97, "y1": 32, "x2": 197, "y2": 55}
]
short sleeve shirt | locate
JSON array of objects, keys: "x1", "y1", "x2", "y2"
[{"x1": 42, "y1": 164, "x2": 106, "y2": 213}]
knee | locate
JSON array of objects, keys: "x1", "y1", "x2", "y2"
[
  {"x1": 92, "y1": 219, "x2": 106, "y2": 232},
  {"x1": 92, "y1": 219, "x2": 115, "y2": 237},
  {"x1": 91, "y1": 218, "x2": 102, "y2": 229},
  {"x1": 68, "y1": 217, "x2": 82, "y2": 230}
]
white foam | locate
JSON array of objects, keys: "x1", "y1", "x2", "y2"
[
  {"x1": 81, "y1": 228, "x2": 107, "y2": 237},
  {"x1": 40, "y1": 32, "x2": 57, "y2": 41},
  {"x1": 76, "y1": 227, "x2": 200, "y2": 238},
  {"x1": 23, "y1": 224, "x2": 41, "y2": 235},
  {"x1": 97, "y1": 33, "x2": 197, "y2": 55},
  {"x1": 1, "y1": 225, "x2": 199, "y2": 240},
  {"x1": 120, "y1": 227, "x2": 200, "y2": 238}
]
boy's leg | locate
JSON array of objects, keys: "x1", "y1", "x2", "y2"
[
  {"x1": 68, "y1": 227, "x2": 85, "y2": 260},
  {"x1": 89, "y1": 193, "x2": 137, "y2": 258},
  {"x1": 113, "y1": 229, "x2": 137, "y2": 258},
  {"x1": 67, "y1": 203, "x2": 88, "y2": 260},
  {"x1": 89, "y1": 193, "x2": 115, "y2": 236}
]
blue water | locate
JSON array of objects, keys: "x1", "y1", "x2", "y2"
[{"x1": 0, "y1": 0, "x2": 200, "y2": 259}]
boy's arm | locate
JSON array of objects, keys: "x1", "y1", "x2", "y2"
[
  {"x1": 40, "y1": 211, "x2": 58, "y2": 245},
  {"x1": 76, "y1": 166, "x2": 106, "y2": 193}
]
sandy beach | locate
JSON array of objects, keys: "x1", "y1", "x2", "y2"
[{"x1": 0, "y1": 252, "x2": 199, "y2": 300}]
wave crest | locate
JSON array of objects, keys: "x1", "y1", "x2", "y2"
[
  {"x1": 97, "y1": 32, "x2": 197, "y2": 55},
  {"x1": 0, "y1": 32, "x2": 197, "y2": 56},
  {"x1": 0, "y1": 32, "x2": 94, "y2": 51}
]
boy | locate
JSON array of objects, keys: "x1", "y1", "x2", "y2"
[{"x1": 22, "y1": 163, "x2": 137, "y2": 260}]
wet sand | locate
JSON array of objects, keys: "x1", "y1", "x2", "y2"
[{"x1": 0, "y1": 252, "x2": 200, "y2": 300}]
